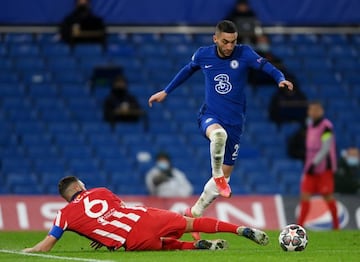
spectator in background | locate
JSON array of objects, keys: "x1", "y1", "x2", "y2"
[
  {"x1": 227, "y1": 0, "x2": 261, "y2": 43},
  {"x1": 335, "y1": 147, "x2": 360, "y2": 194},
  {"x1": 103, "y1": 75, "x2": 143, "y2": 128},
  {"x1": 297, "y1": 101, "x2": 339, "y2": 230},
  {"x1": 145, "y1": 152, "x2": 193, "y2": 197},
  {"x1": 60, "y1": 0, "x2": 106, "y2": 46},
  {"x1": 268, "y1": 84, "x2": 308, "y2": 128}
]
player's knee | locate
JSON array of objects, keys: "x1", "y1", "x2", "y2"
[{"x1": 209, "y1": 128, "x2": 227, "y2": 143}]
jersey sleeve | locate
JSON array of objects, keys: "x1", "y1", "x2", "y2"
[
  {"x1": 48, "y1": 210, "x2": 68, "y2": 240},
  {"x1": 243, "y1": 45, "x2": 285, "y2": 84},
  {"x1": 164, "y1": 49, "x2": 201, "y2": 94}
]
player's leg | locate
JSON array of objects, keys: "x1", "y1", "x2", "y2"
[
  {"x1": 297, "y1": 174, "x2": 314, "y2": 227},
  {"x1": 206, "y1": 123, "x2": 232, "y2": 197},
  {"x1": 184, "y1": 217, "x2": 269, "y2": 246},
  {"x1": 161, "y1": 238, "x2": 228, "y2": 250},
  {"x1": 320, "y1": 171, "x2": 339, "y2": 229}
]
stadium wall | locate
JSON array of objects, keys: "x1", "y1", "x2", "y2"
[
  {"x1": 0, "y1": 195, "x2": 358, "y2": 231},
  {"x1": 1, "y1": 0, "x2": 360, "y2": 25}
]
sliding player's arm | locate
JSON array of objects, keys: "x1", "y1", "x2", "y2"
[
  {"x1": 245, "y1": 46, "x2": 293, "y2": 90},
  {"x1": 22, "y1": 235, "x2": 58, "y2": 253},
  {"x1": 148, "y1": 52, "x2": 200, "y2": 107},
  {"x1": 23, "y1": 210, "x2": 66, "y2": 252}
]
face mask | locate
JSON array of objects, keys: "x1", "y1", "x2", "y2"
[
  {"x1": 157, "y1": 161, "x2": 170, "y2": 171},
  {"x1": 345, "y1": 156, "x2": 359, "y2": 166}
]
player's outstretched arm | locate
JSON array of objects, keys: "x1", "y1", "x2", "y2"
[
  {"x1": 148, "y1": 90, "x2": 167, "y2": 107},
  {"x1": 278, "y1": 80, "x2": 294, "y2": 91},
  {"x1": 22, "y1": 235, "x2": 58, "y2": 252}
]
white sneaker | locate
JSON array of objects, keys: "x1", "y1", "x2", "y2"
[
  {"x1": 194, "y1": 239, "x2": 228, "y2": 250},
  {"x1": 237, "y1": 227, "x2": 269, "y2": 246}
]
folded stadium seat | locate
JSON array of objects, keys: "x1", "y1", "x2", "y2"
[
  {"x1": 20, "y1": 133, "x2": 52, "y2": 147},
  {"x1": 168, "y1": 43, "x2": 197, "y2": 57},
  {"x1": 33, "y1": 157, "x2": 67, "y2": 174},
  {"x1": 14, "y1": 121, "x2": 45, "y2": 135},
  {"x1": 192, "y1": 34, "x2": 213, "y2": 46},
  {"x1": 36, "y1": 33, "x2": 61, "y2": 44},
  {"x1": 271, "y1": 159, "x2": 303, "y2": 177},
  {"x1": 41, "y1": 43, "x2": 70, "y2": 57},
  {"x1": 246, "y1": 121, "x2": 277, "y2": 136},
  {"x1": 21, "y1": 70, "x2": 53, "y2": 85},
  {"x1": 279, "y1": 122, "x2": 302, "y2": 138},
  {"x1": 61, "y1": 145, "x2": 93, "y2": 159},
  {"x1": 327, "y1": 45, "x2": 356, "y2": 58},
  {"x1": 114, "y1": 122, "x2": 146, "y2": 136},
  {"x1": 12, "y1": 184, "x2": 43, "y2": 194},
  {"x1": 289, "y1": 33, "x2": 318, "y2": 44},
  {"x1": 310, "y1": 73, "x2": 339, "y2": 86},
  {"x1": 2, "y1": 156, "x2": 33, "y2": 174},
  {"x1": 143, "y1": 58, "x2": 173, "y2": 70},
  {"x1": 0, "y1": 83, "x2": 25, "y2": 97},
  {"x1": 279, "y1": 171, "x2": 301, "y2": 189},
  {"x1": 77, "y1": 173, "x2": 109, "y2": 188},
  {"x1": 0, "y1": 71, "x2": 20, "y2": 84},
  {"x1": 73, "y1": 44, "x2": 103, "y2": 56},
  {"x1": 28, "y1": 83, "x2": 58, "y2": 97},
  {"x1": 53, "y1": 133, "x2": 86, "y2": 148},
  {"x1": 317, "y1": 84, "x2": 348, "y2": 99},
  {"x1": 270, "y1": 44, "x2": 295, "y2": 58},
  {"x1": 180, "y1": 121, "x2": 200, "y2": 135},
  {"x1": 52, "y1": 71, "x2": 85, "y2": 86},
  {"x1": 4, "y1": 33, "x2": 33, "y2": 43},
  {"x1": 9, "y1": 44, "x2": 40, "y2": 57},
  {"x1": 0, "y1": 57, "x2": 13, "y2": 70},
  {"x1": 162, "y1": 34, "x2": 192, "y2": 44},
  {"x1": 94, "y1": 145, "x2": 127, "y2": 160},
  {"x1": 7, "y1": 108, "x2": 38, "y2": 123},
  {"x1": 296, "y1": 44, "x2": 326, "y2": 58},
  {"x1": 106, "y1": 43, "x2": 135, "y2": 58},
  {"x1": 46, "y1": 121, "x2": 79, "y2": 135},
  {"x1": 81, "y1": 122, "x2": 111, "y2": 135},
  {"x1": 332, "y1": 57, "x2": 358, "y2": 71},
  {"x1": 101, "y1": 157, "x2": 134, "y2": 173},
  {"x1": 268, "y1": 34, "x2": 286, "y2": 44},
  {"x1": 303, "y1": 58, "x2": 332, "y2": 71},
  {"x1": 47, "y1": 56, "x2": 77, "y2": 70},
  {"x1": 321, "y1": 34, "x2": 348, "y2": 45},
  {"x1": 41, "y1": 174, "x2": 67, "y2": 194},
  {"x1": 26, "y1": 145, "x2": 59, "y2": 159},
  {"x1": 67, "y1": 157, "x2": 99, "y2": 173},
  {"x1": 14, "y1": 57, "x2": 46, "y2": 71},
  {"x1": 107, "y1": 33, "x2": 129, "y2": 44},
  {"x1": 131, "y1": 33, "x2": 161, "y2": 44}
]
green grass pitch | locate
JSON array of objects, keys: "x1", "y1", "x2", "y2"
[{"x1": 0, "y1": 230, "x2": 358, "y2": 262}]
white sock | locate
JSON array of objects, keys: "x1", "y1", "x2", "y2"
[
  {"x1": 209, "y1": 129, "x2": 227, "y2": 178},
  {"x1": 191, "y1": 178, "x2": 219, "y2": 217}
]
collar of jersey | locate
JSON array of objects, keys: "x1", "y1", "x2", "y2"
[{"x1": 70, "y1": 190, "x2": 84, "y2": 201}]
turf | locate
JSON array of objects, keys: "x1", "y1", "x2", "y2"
[{"x1": 0, "y1": 230, "x2": 358, "y2": 262}]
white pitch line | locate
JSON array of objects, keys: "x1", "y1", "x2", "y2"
[{"x1": 0, "y1": 249, "x2": 115, "y2": 262}]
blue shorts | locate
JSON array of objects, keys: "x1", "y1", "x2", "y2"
[{"x1": 197, "y1": 109, "x2": 244, "y2": 166}]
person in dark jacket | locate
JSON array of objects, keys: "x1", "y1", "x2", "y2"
[{"x1": 60, "y1": 0, "x2": 106, "y2": 45}]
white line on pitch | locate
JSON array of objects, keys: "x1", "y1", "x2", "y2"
[{"x1": 0, "y1": 249, "x2": 116, "y2": 262}]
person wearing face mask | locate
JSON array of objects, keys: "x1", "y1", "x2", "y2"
[
  {"x1": 103, "y1": 75, "x2": 143, "y2": 128},
  {"x1": 59, "y1": 0, "x2": 106, "y2": 46},
  {"x1": 145, "y1": 153, "x2": 193, "y2": 197},
  {"x1": 335, "y1": 147, "x2": 360, "y2": 194},
  {"x1": 297, "y1": 101, "x2": 339, "y2": 229}
]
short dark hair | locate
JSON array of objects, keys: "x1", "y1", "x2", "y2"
[
  {"x1": 308, "y1": 100, "x2": 323, "y2": 107},
  {"x1": 58, "y1": 176, "x2": 79, "y2": 197},
  {"x1": 156, "y1": 152, "x2": 170, "y2": 161},
  {"x1": 215, "y1": 20, "x2": 238, "y2": 34}
]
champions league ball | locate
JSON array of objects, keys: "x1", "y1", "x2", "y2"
[{"x1": 279, "y1": 224, "x2": 308, "y2": 251}]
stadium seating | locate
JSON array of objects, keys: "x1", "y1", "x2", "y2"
[{"x1": 0, "y1": 31, "x2": 358, "y2": 195}]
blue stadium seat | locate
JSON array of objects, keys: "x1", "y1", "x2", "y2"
[
  {"x1": 106, "y1": 43, "x2": 135, "y2": 57},
  {"x1": 22, "y1": 70, "x2": 52, "y2": 84},
  {"x1": 4, "y1": 33, "x2": 33, "y2": 43},
  {"x1": 73, "y1": 44, "x2": 103, "y2": 56},
  {"x1": 14, "y1": 57, "x2": 46, "y2": 71},
  {"x1": 42, "y1": 43, "x2": 70, "y2": 56},
  {"x1": 9, "y1": 44, "x2": 40, "y2": 57}
]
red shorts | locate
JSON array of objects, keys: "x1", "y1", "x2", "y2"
[
  {"x1": 300, "y1": 170, "x2": 334, "y2": 195},
  {"x1": 125, "y1": 208, "x2": 187, "y2": 251}
]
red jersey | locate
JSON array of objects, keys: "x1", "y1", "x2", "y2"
[{"x1": 48, "y1": 188, "x2": 147, "y2": 250}]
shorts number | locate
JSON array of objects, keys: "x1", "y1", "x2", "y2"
[{"x1": 232, "y1": 144, "x2": 240, "y2": 160}]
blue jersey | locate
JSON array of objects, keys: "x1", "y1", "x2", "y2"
[{"x1": 164, "y1": 44, "x2": 285, "y2": 125}]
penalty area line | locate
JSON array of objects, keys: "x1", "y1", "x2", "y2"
[{"x1": 0, "y1": 249, "x2": 116, "y2": 262}]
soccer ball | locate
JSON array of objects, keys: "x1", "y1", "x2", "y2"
[{"x1": 278, "y1": 224, "x2": 308, "y2": 251}]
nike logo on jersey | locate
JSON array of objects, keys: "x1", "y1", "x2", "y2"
[{"x1": 204, "y1": 65, "x2": 213, "y2": 68}]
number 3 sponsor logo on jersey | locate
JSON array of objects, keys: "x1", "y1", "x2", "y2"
[{"x1": 214, "y1": 74, "x2": 232, "y2": 94}]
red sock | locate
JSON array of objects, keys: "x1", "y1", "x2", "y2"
[
  {"x1": 297, "y1": 200, "x2": 310, "y2": 226},
  {"x1": 162, "y1": 238, "x2": 195, "y2": 250},
  {"x1": 327, "y1": 199, "x2": 339, "y2": 229},
  {"x1": 192, "y1": 217, "x2": 238, "y2": 234}
]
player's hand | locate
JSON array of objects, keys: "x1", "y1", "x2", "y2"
[
  {"x1": 278, "y1": 80, "x2": 293, "y2": 91},
  {"x1": 148, "y1": 90, "x2": 167, "y2": 107}
]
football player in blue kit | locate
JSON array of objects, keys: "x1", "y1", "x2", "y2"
[{"x1": 148, "y1": 20, "x2": 293, "y2": 239}]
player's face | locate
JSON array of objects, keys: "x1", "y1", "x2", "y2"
[
  {"x1": 213, "y1": 32, "x2": 238, "y2": 58},
  {"x1": 307, "y1": 104, "x2": 324, "y2": 121}
]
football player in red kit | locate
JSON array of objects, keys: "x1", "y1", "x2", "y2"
[{"x1": 23, "y1": 176, "x2": 268, "y2": 252}]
